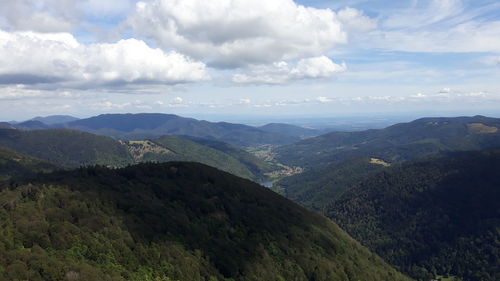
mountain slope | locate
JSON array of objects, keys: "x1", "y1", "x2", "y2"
[
  {"x1": 60, "y1": 113, "x2": 298, "y2": 146},
  {"x1": 274, "y1": 116, "x2": 500, "y2": 210},
  {"x1": 0, "y1": 162, "x2": 412, "y2": 281},
  {"x1": 123, "y1": 135, "x2": 268, "y2": 180},
  {"x1": 0, "y1": 146, "x2": 61, "y2": 181},
  {"x1": 184, "y1": 136, "x2": 274, "y2": 176},
  {"x1": 276, "y1": 115, "x2": 500, "y2": 168},
  {"x1": 0, "y1": 128, "x2": 272, "y2": 180},
  {"x1": 325, "y1": 150, "x2": 500, "y2": 281},
  {"x1": 0, "y1": 128, "x2": 133, "y2": 167},
  {"x1": 13, "y1": 120, "x2": 51, "y2": 130}
]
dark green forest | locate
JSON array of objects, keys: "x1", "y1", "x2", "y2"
[
  {"x1": 325, "y1": 150, "x2": 500, "y2": 281},
  {"x1": 0, "y1": 161, "x2": 411, "y2": 281},
  {"x1": 0, "y1": 128, "x2": 272, "y2": 181}
]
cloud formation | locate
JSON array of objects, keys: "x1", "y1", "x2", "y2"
[
  {"x1": 0, "y1": 0, "x2": 82, "y2": 32},
  {"x1": 232, "y1": 56, "x2": 346, "y2": 84},
  {"x1": 128, "y1": 0, "x2": 372, "y2": 67},
  {"x1": 0, "y1": 29, "x2": 210, "y2": 89},
  {"x1": 368, "y1": 0, "x2": 500, "y2": 53}
]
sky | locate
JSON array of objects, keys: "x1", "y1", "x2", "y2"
[{"x1": 0, "y1": 0, "x2": 499, "y2": 121}]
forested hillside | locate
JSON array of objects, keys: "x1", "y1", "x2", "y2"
[
  {"x1": 123, "y1": 135, "x2": 271, "y2": 180},
  {"x1": 0, "y1": 147, "x2": 61, "y2": 181},
  {"x1": 275, "y1": 116, "x2": 500, "y2": 209},
  {"x1": 0, "y1": 128, "x2": 273, "y2": 181},
  {"x1": 0, "y1": 128, "x2": 133, "y2": 167},
  {"x1": 276, "y1": 116, "x2": 500, "y2": 168},
  {"x1": 0, "y1": 161, "x2": 412, "y2": 281},
  {"x1": 325, "y1": 150, "x2": 500, "y2": 281}
]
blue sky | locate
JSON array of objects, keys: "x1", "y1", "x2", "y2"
[{"x1": 0, "y1": 0, "x2": 499, "y2": 121}]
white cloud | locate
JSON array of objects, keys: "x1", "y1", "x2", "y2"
[
  {"x1": 93, "y1": 101, "x2": 131, "y2": 109},
  {"x1": 172, "y1": 97, "x2": 183, "y2": 103},
  {"x1": 439, "y1": 88, "x2": 452, "y2": 93},
  {"x1": 232, "y1": 56, "x2": 346, "y2": 84},
  {"x1": 0, "y1": 0, "x2": 80, "y2": 32},
  {"x1": 337, "y1": 7, "x2": 377, "y2": 33},
  {"x1": 128, "y1": 0, "x2": 371, "y2": 67},
  {"x1": 366, "y1": 0, "x2": 500, "y2": 53},
  {"x1": 239, "y1": 98, "x2": 251, "y2": 104},
  {"x1": 317, "y1": 96, "x2": 334, "y2": 103},
  {"x1": 0, "y1": 29, "x2": 210, "y2": 89}
]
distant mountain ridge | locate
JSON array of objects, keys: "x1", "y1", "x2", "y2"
[
  {"x1": 30, "y1": 115, "x2": 80, "y2": 125},
  {"x1": 276, "y1": 115, "x2": 500, "y2": 168},
  {"x1": 57, "y1": 113, "x2": 299, "y2": 146}
]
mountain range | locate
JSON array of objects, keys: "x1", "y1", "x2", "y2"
[{"x1": 1, "y1": 113, "x2": 500, "y2": 281}]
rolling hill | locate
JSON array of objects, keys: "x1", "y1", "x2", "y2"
[
  {"x1": 0, "y1": 161, "x2": 412, "y2": 281},
  {"x1": 0, "y1": 128, "x2": 273, "y2": 181},
  {"x1": 274, "y1": 116, "x2": 500, "y2": 209},
  {"x1": 0, "y1": 146, "x2": 61, "y2": 181},
  {"x1": 0, "y1": 128, "x2": 134, "y2": 167},
  {"x1": 30, "y1": 115, "x2": 80, "y2": 125},
  {"x1": 276, "y1": 115, "x2": 500, "y2": 168},
  {"x1": 122, "y1": 135, "x2": 272, "y2": 181},
  {"x1": 325, "y1": 150, "x2": 500, "y2": 281},
  {"x1": 58, "y1": 113, "x2": 298, "y2": 147}
]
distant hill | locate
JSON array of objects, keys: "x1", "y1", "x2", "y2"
[
  {"x1": 276, "y1": 115, "x2": 500, "y2": 168},
  {"x1": 123, "y1": 135, "x2": 272, "y2": 180},
  {"x1": 184, "y1": 136, "x2": 274, "y2": 177},
  {"x1": 0, "y1": 128, "x2": 273, "y2": 180},
  {"x1": 0, "y1": 161, "x2": 412, "y2": 281},
  {"x1": 274, "y1": 116, "x2": 500, "y2": 209},
  {"x1": 13, "y1": 120, "x2": 51, "y2": 130},
  {"x1": 0, "y1": 146, "x2": 61, "y2": 181},
  {"x1": 58, "y1": 113, "x2": 298, "y2": 146},
  {"x1": 30, "y1": 115, "x2": 79, "y2": 125},
  {"x1": 325, "y1": 150, "x2": 500, "y2": 281},
  {"x1": 0, "y1": 128, "x2": 133, "y2": 167},
  {"x1": 0, "y1": 122, "x2": 13, "y2": 129},
  {"x1": 258, "y1": 123, "x2": 320, "y2": 138}
]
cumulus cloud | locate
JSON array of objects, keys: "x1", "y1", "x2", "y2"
[
  {"x1": 232, "y1": 56, "x2": 346, "y2": 84},
  {"x1": 337, "y1": 7, "x2": 377, "y2": 33},
  {"x1": 128, "y1": 0, "x2": 372, "y2": 67},
  {"x1": 0, "y1": 0, "x2": 80, "y2": 32},
  {"x1": 317, "y1": 96, "x2": 334, "y2": 103},
  {"x1": 0, "y1": 29, "x2": 210, "y2": 89}
]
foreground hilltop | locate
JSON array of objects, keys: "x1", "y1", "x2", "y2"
[{"x1": 0, "y1": 161, "x2": 411, "y2": 281}]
